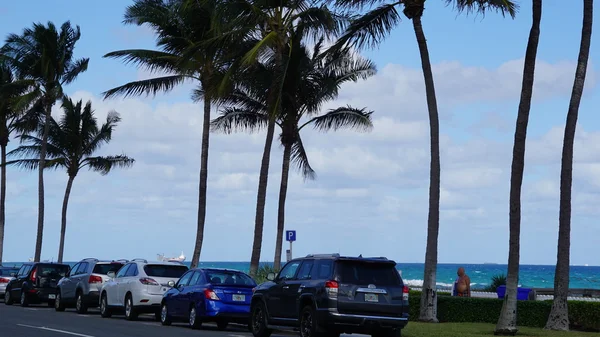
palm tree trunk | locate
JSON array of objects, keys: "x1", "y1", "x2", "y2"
[
  {"x1": 34, "y1": 102, "x2": 52, "y2": 262},
  {"x1": 545, "y1": 0, "x2": 592, "y2": 331},
  {"x1": 495, "y1": 0, "x2": 542, "y2": 334},
  {"x1": 0, "y1": 142, "x2": 7, "y2": 263},
  {"x1": 191, "y1": 95, "x2": 211, "y2": 269},
  {"x1": 273, "y1": 143, "x2": 292, "y2": 270},
  {"x1": 412, "y1": 16, "x2": 441, "y2": 323},
  {"x1": 249, "y1": 117, "x2": 277, "y2": 277},
  {"x1": 57, "y1": 175, "x2": 75, "y2": 263}
]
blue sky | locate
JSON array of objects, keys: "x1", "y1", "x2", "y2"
[{"x1": 1, "y1": 1, "x2": 599, "y2": 266}]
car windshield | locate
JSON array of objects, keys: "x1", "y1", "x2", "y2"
[
  {"x1": 0, "y1": 268, "x2": 19, "y2": 276},
  {"x1": 206, "y1": 270, "x2": 256, "y2": 286},
  {"x1": 338, "y1": 262, "x2": 401, "y2": 286},
  {"x1": 37, "y1": 264, "x2": 69, "y2": 278},
  {"x1": 143, "y1": 264, "x2": 188, "y2": 278},
  {"x1": 93, "y1": 263, "x2": 124, "y2": 275}
]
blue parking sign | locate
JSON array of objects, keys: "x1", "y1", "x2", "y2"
[{"x1": 286, "y1": 230, "x2": 296, "y2": 242}]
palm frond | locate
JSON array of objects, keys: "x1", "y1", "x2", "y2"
[
  {"x1": 81, "y1": 155, "x2": 135, "y2": 175},
  {"x1": 447, "y1": 0, "x2": 518, "y2": 18},
  {"x1": 103, "y1": 49, "x2": 187, "y2": 76},
  {"x1": 289, "y1": 136, "x2": 316, "y2": 180},
  {"x1": 62, "y1": 58, "x2": 90, "y2": 85},
  {"x1": 301, "y1": 106, "x2": 373, "y2": 132},
  {"x1": 102, "y1": 75, "x2": 187, "y2": 99},
  {"x1": 331, "y1": 3, "x2": 400, "y2": 51},
  {"x1": 211, "y1": 107, "x2": 269, "y2": 134},
  {"x1": 4, "y1": 157, "x2": 65, "y2": 171}
]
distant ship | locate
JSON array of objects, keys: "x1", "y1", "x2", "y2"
[{"x1": 157, "y1": 252, "x2": 186, "y2": 263}]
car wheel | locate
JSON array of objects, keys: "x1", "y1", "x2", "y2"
[
  {"x1": 160, "y1": 303, "x2": 171, "y2": 326},
  {"x1": 100, "y1": 293, "x2": 112, "y2": 318},
  {"x1": 124, "y1": 294, "x2": 138, "y2": 321},
  {"x1": 20, "y1": 291, "x2": 29, "y2": 307},
  {"x1": 4, "y1": 289, "x2": 13, "y2": 305},
  {"x1": 300, "y1": 305, "x2": 333, "y2": 337},
  {"x1": 250, "y1": 301, "x2": 272, "y2": 337},
  {"x1": 55, "y1": 292, "x2": 65, "y2": 312},
  {"x1": 75, "y1": 291, "x2": 88, "y2": 314},
  {"x1": 189, "y1": 305, "x2": 202, "y2": 329},
  {"x1": 217, "y1": 320, "x2": 229, "y2": 331}
]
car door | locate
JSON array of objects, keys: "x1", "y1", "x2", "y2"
[
  {"x1": 73, "y1": 262, "x2": 89, "y2": 293},
  {"x1": 282, "y1": 259, "x2": 314, "y2": 318},
  {"x1": 61, "y1": 262, "x2": 80, "y2": 300},
  {"x1": 171, "y1": 271, "x2": 194, "y2": 317},
  {"x1": 109, "y1": 264, "x2": 130, "y2": 306},
  {"x1": 119, "y1": 264, "x2": 138, "y2": 303},
  {"x1": 10, "y1": 264, "x2": 30, "y2": 297},
  {"x1": 267, "y1": 260, "x2": 302, "y2": 319}
]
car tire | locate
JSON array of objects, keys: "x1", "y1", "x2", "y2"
[
  {"x1": 75, "y1": 291, "x2": 88, "y2": 314},
  {"x1": 189, "y1": 305, "x2": 202, "y2": 330},
  {"x1": 55, "y1": 291, "x2": 65, "y2": 312},
  {"x1": 124, "y1": 294, "x2": 138, "y2": 321},
  {"x1": 250, "y1": 301, "x2": 272, "y2": 337},
  {"x1": 217, "y1": 320, "x2": 229, "y2": 331},
  {"x1": 160, "y1": 303, "x2": 171, "y2": 326},
  {"x1": 300, "y1": 305, "x2": 334, "y2": 337},
  {"x1": 20, "y1": 291, "x2": 29, "y2": 307},
  {"x1": 4, "y1": 289, "x2": 13, "y2": 305},
  {"x1": 100, "y1": 293, "x2": 112, "y2": 318}
]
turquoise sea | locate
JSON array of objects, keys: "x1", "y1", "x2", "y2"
[{"x1": 4, "y1": 261, "x2": 599, "y2": 290}]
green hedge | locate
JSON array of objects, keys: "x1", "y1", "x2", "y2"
[{"x1": 408, "y1": 290, "x2": 600, "y2": 331}]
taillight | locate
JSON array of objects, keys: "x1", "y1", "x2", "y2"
[
  {"x1": 325, "y1": 280, "x2": 338, "y2": 298},
  {"x1": 89, "y1": 275, "x2": 103, "y2": 284},
  {"x1": 0, "y1": 278, "x2": 8, "y2": 283},
  {"x1": 139, "y1": 278, "x2": 159, "y2": 285},
  {"x1": 204, "y1": 289, "x2": 220, "y2": 300},
  {"x1": 402, "y1": 286, "x2": 409, "y2": 301},
  {"x1": 30, "y1": 267, "x2": 37, "y2": 282}
]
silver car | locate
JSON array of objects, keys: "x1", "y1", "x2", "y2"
[
  {"x1": 0, "y1": 266, "x2": 20, "y2": 298},
  {"x1": 55, "y1": 258, "x2": 127, "y2": 313}
]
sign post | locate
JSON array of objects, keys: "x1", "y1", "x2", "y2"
[{"x1": 285, "y1": 230, "x2": 296, "y2": 262}]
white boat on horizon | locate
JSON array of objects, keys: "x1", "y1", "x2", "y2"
[{"x1": 157, "y1": 251, "x2": 186, "y2": 263}]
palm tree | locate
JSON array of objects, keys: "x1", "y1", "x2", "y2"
[
  {"x1": 1, "y1": 21, "x2": 89, "y2": 262},
  {"x1": 102, "y1": 0, "x2": 235, "y2": 268},
  {"x1": 212, "y1": 36, "x2": 375, "y2": 270},
  {"x1": 0, "y1": 61, "x2": 37, "y2": 262},
  {"x1": 545, "y1": 0, "x2": 593, "y2": 331},
  {"x1": 495, "y1": 0, "x2": 541, "y2": 334},
  {"x1": 211, "y1": 0, "x2": 342, "y2": 277},
  {"x1": 329, "y1": 0, "x2": 517, "y2": 322},
  {"x1": 7, "y1": 96, "x2": 134, "y2": 263}
]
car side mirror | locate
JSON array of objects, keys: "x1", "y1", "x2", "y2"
[
  {"x1": 266, "y1": 273, "x2": 276, "y2": 281},
  {"x1": 168, "y1": 280, "x2": 175, "y2": 287},
  {"x1": 107, "y1": 271, "x2": 116, "y2": 279}
]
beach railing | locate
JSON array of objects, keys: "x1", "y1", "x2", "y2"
[{"x1": 409, "y1": 287, "x2": 600, "y2": 302}]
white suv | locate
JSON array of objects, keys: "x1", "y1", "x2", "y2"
[{"x1": 99, "y1": 259, "x2": 188, "y2": 320}]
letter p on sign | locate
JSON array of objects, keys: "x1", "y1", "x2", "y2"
[{"x1": 286, "y1": 230, "x2": 296, "y2": 242}]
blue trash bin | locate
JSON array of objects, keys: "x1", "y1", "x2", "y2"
[{"x1": 496, "y1": 285, "x2": 532, "y2": 300}]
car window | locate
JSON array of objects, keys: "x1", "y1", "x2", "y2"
[
  {"x1": 177, "y1": 271, "x2": 194, "y2": 287},
  {"x1": 205, "y1": 270, "x2": 256, "y2": 286},
  {"x1": 93, "y1": 263, "x2": 124, "y2": 275},
  {"x1": 125, "y1": 264, "x2": 138, "y2": 277},
  {"x1": 296, "y1": 260, "x2": 314, "y2": 280},
  {"x1": 143, "y1": 265, "x2": 188, "y2": 278},
  {"x1": 18, "y1": 265, "x2": 30, "y2": 276},
  {"x1": 37, "y1": 264, "x2": 69, "y2": 278},
  {"x1": 189, "y1": 271, "x2": 202, "y2": 286},
  {"x1": 338, "y1": 262, "x2": 401, "y2": 286},
  {"x1": 315, "y1": 260, "x2": 334, "y2": 280},
  {"x1": 76, "y1": 262, "x2": 89, "y2": 275},
  {"x1": 278, "y1": 261, "x2": 301, "y2": 281},
  {"x1": 0, "y1": 268, "x2": 19, "y2": 276},
  {"x1": 21, "y1": 265, "x2": 32, "y2": 276},
  {"x1": 68, "y1": 263, "x2": 80, "y2": 277},
  {"x1": 116, "y1": 264, "x2": 131, "y2": 278}
]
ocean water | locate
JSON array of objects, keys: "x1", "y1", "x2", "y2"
[{"x1": 5, "y1": 261, "x2": 598, "y2": 290}]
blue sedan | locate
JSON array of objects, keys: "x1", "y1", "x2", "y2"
[{"x1": 160, "y1": 268, "x2": 256, "y2": 330}]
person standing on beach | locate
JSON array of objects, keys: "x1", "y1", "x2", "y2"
[{"x1": 453, "y1": 267, "x2": 471, "y2": 297}]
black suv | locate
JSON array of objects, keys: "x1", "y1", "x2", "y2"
[
  {"x1": 250, "y1": 254, "x2": 409, "y2": 337},
  {"x1": 4, "y1": 262, "x2": 70, "y2": 307}
]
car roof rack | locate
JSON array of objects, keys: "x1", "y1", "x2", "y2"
[
  {"x1": 305, "y1": 253, "x2": 340, "y2": 258},
  {"x1": 81, "y1": 258, "x2": 99, "y2": 262},
  {"x1": 357, "y1": 254, "x2": 388, "y2": 260},
  {"x1": 111, "y1": 259, "x2": 129, "y2": 263},
  {"x1": 132, "y1": 258, "x2": 148, "y2": 263}
]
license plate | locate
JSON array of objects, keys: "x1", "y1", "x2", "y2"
[
  {"x1": 364, "y1": 293, "x2": 378, "y2": 302},
  {"x1": 232, "y1": 294, "x2": 245, "y2": 302},
  {"x1": 48, "y1": 294, "x2": 56, "y2": 299}
]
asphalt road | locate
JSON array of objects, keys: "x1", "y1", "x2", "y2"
[{"x1": 0, "y1": 301, "x2": 276, "y2": 337}]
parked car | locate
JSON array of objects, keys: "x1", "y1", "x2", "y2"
[
  {"x1": 99, "y1": 259, "x2": 188, "y2": 320},
  {"x1": 250, "y1": 254, "x2": 410, "y2": 337},
  {"x1": 55, "y1": 258, "x2": 127, "y2": 313},
  {"x1": 4, "y1": 262, "x2": 70, "y2": 307},
  {"x1": 0, "y1": 265, "x2": 20, "y2": 299},
  {"x1": 159, "y1": 268, "x2": 256, "y2": 330}
]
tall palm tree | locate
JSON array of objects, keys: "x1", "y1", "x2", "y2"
[
  {"x1": 545, "y1": 0, "x2": 593, "y2": 331},
  {"x1": 1, "y1": 21, "x2": 89, "y2": 262},
  {"x1": 495, "y1": 0, "x2": 541, "y2": 334},
  {"x1": 211, "y1": 0, "x2": 342, "y2": 277},
  {"x1": 212, "y1": 36, "x2": 375, "y2": 270},
  {"x1": 102, "y1": 0, "x2": 234, "y2": 268},
  {"x1": 6, "y1": 96, "x2": 134, "y2": 263},
  {"x1": 329, "y1": 0, "x2": 517, "y2": 322},
  {"x1": 0, "y1": 62, "x2": 37, "y2": 262}
]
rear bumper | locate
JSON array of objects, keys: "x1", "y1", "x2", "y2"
[
  {"x1": 205, "y1": 300, "x2": 251, "y2": 322},
  {"x1": 318, "y1": 310, "x2": 408, "y2": 332},
  {"x1": 27, "y1": 288, "x2": 57, "y2": 303},
  {"x1": 132, "y1": 293, "x2": 163, "y2": 313}
]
